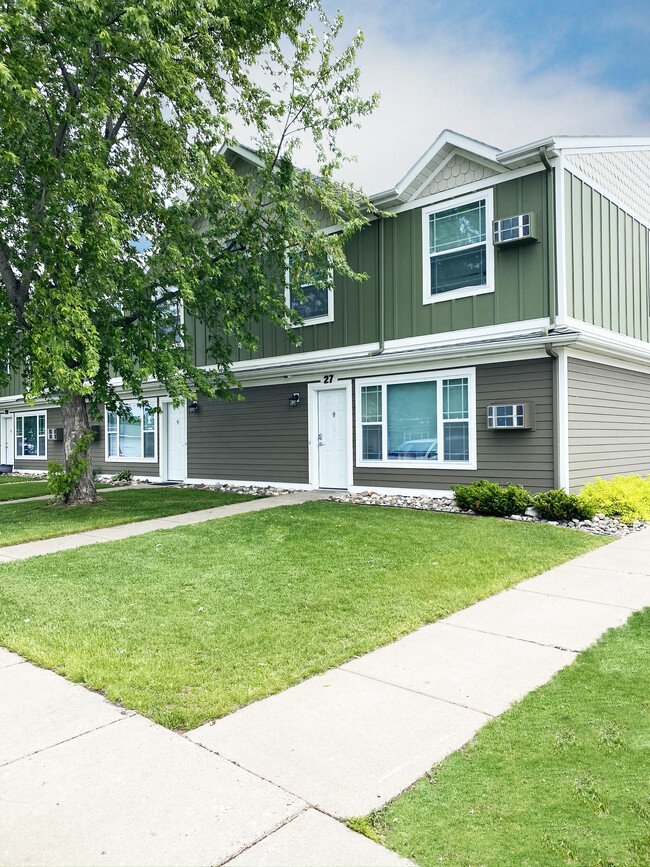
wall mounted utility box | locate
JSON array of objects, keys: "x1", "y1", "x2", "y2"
[
  {"x1": 487, "y1": 403, "x2": 534, "y2": 430},
  {"x1": 493, "y1": 213, "x2": 538, "y2": 246}
]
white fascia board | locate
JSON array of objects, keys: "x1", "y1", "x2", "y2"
[
  {"x1": 392, "y1": 130, "x2": 502, "y2": 199},
  {"x1": 567, "y1": 318, "x2": 650, "y2": 365},
  {"x1": 565, "y1": 346, "x2": 650, "y2": 376},
  {"x1": 497, "y1": 137, "x2": 559, "y2": 167},
  {"x1": 556, "y1": 136, "x2": 650, "y2": 152},
  {"x1": 388, "y1": 162, "x2": 548, "y2": 216},
  {"x1": 226, "y1": 333, "x2": 578, "y2": 387}
]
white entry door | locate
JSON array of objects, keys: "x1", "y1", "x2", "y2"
[
  {"x1": 318, "y1": 389, "x2": 348, "y2": 489},
  {"x1": 164, "y1": 402, "x2": 186, "y2": 481},
  {"x1": 1, "y1": 415, "x2": 14, "y2": 466}
]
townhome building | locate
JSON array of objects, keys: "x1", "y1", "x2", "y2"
[{"x1": 2, "y1": 129, "x2": 650, "y2": 495}]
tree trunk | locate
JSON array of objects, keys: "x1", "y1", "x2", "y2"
[{"x1": 60, "y1": 393, "x2": 98, "y2": 506}]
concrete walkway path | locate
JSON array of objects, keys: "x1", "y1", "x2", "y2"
[
  {"x1": 0, "y1": 489, "x2": 329, "y2": 561},
  {"x1": 1, "y1": 527, "x2": 649, "y2": 865}
]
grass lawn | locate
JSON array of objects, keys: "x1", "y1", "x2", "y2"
[
  {"x1": 0, "y1": 502, "x2": 604, "y2": 730},
  {"x1": 0, "y1": 481, "x2": 52, "y2": 501},
  {"x1": 353, "y1": 608, "x2": 650, "y2": 867},
  {"x1": 0, "y1": 487, "x2": 257, "y2": 546}
]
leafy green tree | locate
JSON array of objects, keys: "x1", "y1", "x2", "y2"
[{"x1": 0, "y1": 0, "x2": 377, "y2": 503}]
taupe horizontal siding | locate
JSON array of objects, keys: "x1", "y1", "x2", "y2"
[
  {"x1": 353, "y1": 358, "x2": 554, "y2": 493},
  {"x1": 187, "y1": 383, "x2": 309, "y2": 484},
  {"x1": 11, "y1": 405, "x2": 160, "y2": 477},
  {"x1": 568, "y1": 357, "x2": 650, "y2": 490}
]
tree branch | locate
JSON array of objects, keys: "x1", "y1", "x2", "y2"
[{"x1": 108, "y1": 70, "x2": 150, "y2": 141}]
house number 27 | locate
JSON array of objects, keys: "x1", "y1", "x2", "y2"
[{"x1": 323, "y1": 375, "x2": 334, "y2": 383}]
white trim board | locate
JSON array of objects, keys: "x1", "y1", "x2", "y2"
[
  {"x1": 565, "y1": 346, "x2": 650, "y2": 376},
  {"x1": 556, "y1": 347, "x2": 569, "y2": 493},
  {"x1": 555, "y1": 151, "x2": 568, "y2": 326},
  {"x1": 389, "y1": 162, "x2": 548, "y2": 216},
  {"x1": 566, "y1": 317, "x2": 650, "y2": 360}
]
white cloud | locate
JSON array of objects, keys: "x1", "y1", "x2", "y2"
[{"x1": 326, "y1": 23, "x2": 650, "y2": 193}]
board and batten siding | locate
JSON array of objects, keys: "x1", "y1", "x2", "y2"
[
  {"x1": 187, "y1": 382, "x2": 310, "y2": 484},
  {"x1": 568, "y1": 357, "x2": 650, "y2": 491},
  {"x1": 353, "y1": 358, "x2": 554, "y2": 493},
  {"x1": 564, "y1": 171, "x2": 650, "y2": 341},
  {"x1": 186, "y1": 171, "x2": 553, "y2": 367}
]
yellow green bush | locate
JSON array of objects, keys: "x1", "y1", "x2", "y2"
[{"x1": 579, "y1": 474, "x2": 650, "y2": 524}]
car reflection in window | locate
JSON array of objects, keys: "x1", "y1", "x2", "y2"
[{"x1": 388, "y1": 438, "x2": 438, "y2": 460}]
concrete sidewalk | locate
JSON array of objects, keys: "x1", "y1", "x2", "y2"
[
  {"x1": 1, "y1": 528, "x2": 649, "y2": 865},
  {"x1": 0, "y1": 489, "x2": 328, "y2": 561}
]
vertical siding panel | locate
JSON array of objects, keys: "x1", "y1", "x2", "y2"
[
  {"x1": 625, "y1": 213, "x2": 634, "y2": 338},
  {"x1": 564, "y1": 172, "x2": 574, "y2": 318},
  {"x1": 581, "y1": 182, "x2": 593, "y2": 324},
  {"x1": 572, "y1": 175, "x2": 583, "y2": 319},
  {"x1": 600, "y1": 199, "x2": 610, "y2": 331},
  {"x1": 610, "y1": 201, "x2": 619, "y2": 334},
  {"x1": 591, "y1": 190, "x2": 602, "y2": 327}
]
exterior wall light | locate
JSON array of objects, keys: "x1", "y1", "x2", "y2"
[
  {"x1": 289, "y1": 393, "x2": 300, "y2": 407},
  {"x1": 188, "y1": 400, "x2": 199, "y2": 413}
]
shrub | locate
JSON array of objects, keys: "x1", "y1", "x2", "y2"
[
  {"x1": 580, "y1": 474, "x2": 650, "y2": 524},
  {"x1": 46, "y1": 432, "x2": 96, "y2": 503},
  {"x1": 452, "y1": 480, "x2": 532, "y2": 517},
  {"x1": 533, "y1": 489, "x2": 595, "y2": 522},
  {"x1": 111, "y1": 469, "x2": 133, "y2": 483}
]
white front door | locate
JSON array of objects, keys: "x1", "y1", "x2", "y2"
[
  {"x1": 164, "y1": 402, "x2": 186, "y2": 481},
  {"x1": 318, "y1": 389, "x2": 348, "y2": 489},
  {"x1": 1, "y1": 415, "x2": 14, "y2": 466}
]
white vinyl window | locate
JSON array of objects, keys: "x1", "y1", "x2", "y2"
[
  {"x1": 15, "y1": 412, "x2": 46, "y2": 459},
  {"x1": 105, "y1": 402, "x2": 157, "y2": 462},
  {"x1": 285, "y1": 255, "x2": 334, "y2": 326},
  {"x1": 356, "y1": 368, "x2": 476, "y2": 470},
  {"x1": 422, "y1": 190, "x2": 494, "y2": 305}
]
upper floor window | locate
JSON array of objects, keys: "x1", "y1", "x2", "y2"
[
  {"x1": 16, "y1": 411, "x2": 46, "y2": 459},
  {"x1": 105, "y1": 402, "x2": 156, "y2": 462},
  {"x1": 422, "y1": 191, "x2": 494, "y2": 305},
  {"x1": 286, "y1": 256, "x2": 334, "y2": 326}
]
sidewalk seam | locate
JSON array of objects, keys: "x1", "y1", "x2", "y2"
[
  {"x1": 0, "y1": 713, "x2": 135, "y2": 770},
  {"x1": 335, "y1": 667, "x2": 495, "y2": 719}
]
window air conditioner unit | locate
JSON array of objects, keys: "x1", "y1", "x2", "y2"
[
  {"x1": 487, "y1": 404, "x2": 533, "y2": 430},
  {"x1": 493, "y1": 213, "x2": 538, "y2": 246},
  {"x1": 47, "y1": 428, "x2": 64, "y2": 441}
]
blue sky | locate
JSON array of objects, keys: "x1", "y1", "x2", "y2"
[{"x1": 317, "y1": 0, "x2": 650, "y2": 191}]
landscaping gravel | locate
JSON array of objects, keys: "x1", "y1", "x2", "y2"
[{"x1": 328, "y1": 491, "x2": 646, "y2": 538}]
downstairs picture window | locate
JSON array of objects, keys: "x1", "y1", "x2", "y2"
[
  {"x1": 357, "y1": 370, "x2": 475, "y2": 468},
  {"x1": 106, "y1": 403, "x2": 156, "y2": 461}
]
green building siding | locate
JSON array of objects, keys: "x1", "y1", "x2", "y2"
[
  {"x1": 186, "y1": 170, "x2": 553, "y2": 366},
  {"x1": 0, "y1": 364, "x2": 22, "y2": 398},
  {"x1": 564, "y1": 171, "x2": 650, "y2": 341}
]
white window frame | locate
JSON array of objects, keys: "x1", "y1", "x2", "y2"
[
  {"x1": 422, "y1": 190, "x2": 494, "y2": 306},
  {"x1": 104, "y1": 401, "x2": 158, "y2": 463},
  {"x1": 355, "y1": 367, "x2": 477, "y2": 471},
  {"x1": 15, "y1": 410, "x2": 47, "y2": 460},
  {"x1": 285, "y1": 257, "x2": 334, "y2": 327}
]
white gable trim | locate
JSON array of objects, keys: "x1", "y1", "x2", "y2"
[{"x1": 394, "y1": 130, "x2": 502, "y2": 199}]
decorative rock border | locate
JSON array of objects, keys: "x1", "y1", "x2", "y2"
[{"x1": 328, "y1": 491, "x2": 646, "y2": 538}]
